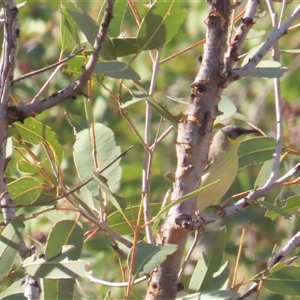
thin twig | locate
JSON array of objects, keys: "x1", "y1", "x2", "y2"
[
  {"x1": 143, "y1": 48, "x2": 162, "y2": 245},
  {"x1": 264, "y1": 0, "x2": 283, "y2": 186}
]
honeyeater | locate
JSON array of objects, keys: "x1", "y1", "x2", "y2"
[{"x1": 197, "y1": 125, "x2": 259, "y2": 212}]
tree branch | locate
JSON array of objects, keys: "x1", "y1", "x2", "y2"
[
  {"x1": 0, "y1": 0, "x2": 19, "y2": 224},
  {"x1": 6, "y1": 0, "x2": 115, "y2": 124},
  {"x1": 229, "y1": 4, "x2": 300, "y2": 81},
  {"x1": 146, "y1": 1, "x2": 232, "y2": 298}
]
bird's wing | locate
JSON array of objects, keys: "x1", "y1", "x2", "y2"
[{"x1": 203, "y1": 156, "x2": 214, "y2": 173}]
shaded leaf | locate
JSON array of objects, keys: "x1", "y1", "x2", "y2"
[
  {"x1": 94, "y1": 61, "x2": 140, "y2": 80},
  {"x1": 45, "y1": 220, "x2": 84, "y2": 260},
  {"x1": 65, "y1": 3, "x2": 116, "y2": 60},
  {"x1": 112, "y1": 1, "x2": 187, "y2": 56},
  {"x1": 43, "y1": 279, "x2": 74, "y2": 300},
  {"x1": 128, "y1": 241, "x2": 177, "y2": 277},
  {"x1": 122, "y1": 88, "x2": 178, "y2": 125},
  {"x1": 137, "y1": 1, "x2": 187, "y2": 50},
  {"x1": 92, "y1": 171, "x2": 125, "y2": 212},
  {"x1": 0, "y1": 215, "x2": 25, "y2": 281},
  {"x1": 0, "y1": 281, "x2": 26, "y2": 300},
  {"x1": 108, "y1": 203, "x2": 161, "y2": 235},
  {"x1": 189, "y1": 227, "x2": 227, "y2": 292},
  {"x1": 23, "y1": 255, "x2": 87, "y2": 279},
  {"x1": 262, "y1": 266, "x2": 300, "y2": 295}
]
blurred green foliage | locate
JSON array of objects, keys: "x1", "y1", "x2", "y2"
[{"x1": 1, "y1": 0, "x2": 300, "y2": 299}]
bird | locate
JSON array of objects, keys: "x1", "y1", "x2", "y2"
[{"x1": 197, "y1": 125, "x2": 259, "y2": 212}]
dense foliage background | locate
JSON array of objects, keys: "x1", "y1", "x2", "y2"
[{"x1": 1, "y1": 0, "x2": 300, "y2": 299}]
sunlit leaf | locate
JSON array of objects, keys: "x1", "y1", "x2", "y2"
[
  {"x1": 189, "y1": 227, "x2": 227, "y2": 292},
  {"x1": 73, "y1": 123, "x2": 122, "y2": 195},
  {"x1": 214, "y1": 95, "x2": 237, "y2": 125},
  {"x1": 251, "y1": 60, "x2": 288, "y2": 78},
  {"x1": 108, "y1": 203, "x2": 161, "y2": 235},
  {"x1": 8, "y1": 177, "x2": 42, "y2": 205},
  {"x1": 14, "y1": 118, "x2": 63, "y2": 165}
]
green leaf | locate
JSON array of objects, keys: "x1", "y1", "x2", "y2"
[
  {"x1": 122, "y1": 87, "x2": 178, "y2": 125},
  {"x1": 111, "y1": 1, "x2": 187, "y2": 56},
  {"x1": 108, "y1": 203, "x2": 161, "y2": 235},
  {"x1": 66, "y1": 114, "x2": 89, "y2": 133},
  {"x1": 242, "y1": 47, "x2": 287, "y2": 78},
  {"x1": 8, "y1": 177, "x2": 42, "y2": 205},
  {"x1": 92, "y1": 171, "x2": 125, "y2": 212},
  {"x1": 0, "y1": 281, "x2": 26, "y2": 300},
  {"x1": 259, "y1": 200, "x2": 290, "y2": 219},
  {"x1": 254, "y1": 159, "x2": 274, "y2": 188},
  {"x1": 65, "y1": 3, "x2": 116, "y2": 60},
  {"x1": 60, "y1": 3, "x2": 81, "y2": 47},
  {"x1": 94, "y1": 61, "x2": 140, "y2": 80},
  {"x1": 128, "y1": 241, "x2": 177, "y2": 277},
  {"x1": 251, "y1": 60, "x2": 288, "y2": 78},
  {"x1": 215, "y1": 95, "x2": 237, "y2": 125},
  {"x1": 189, "y1": 227, "x2": 227, "y2": 292},
  {"x1": 73, "y1": 123, "x2": 122, "y2": 195},
  {"x1": 43, "y1": 279, "x2": 74, "y2": 300},
  {"x1": 266, "y1": 195, "x2": 300, "y2": 219},
  {"x1": 262, "y1": 266, "x2": 300, "y2": 295},
  {"x1": 238, "y1": 137, "x2": 277, "y2": 169},
  {"x1": 105, "y1": 0, "x2": 128, "y2": 37},
  {"x1": 45, "y1": 220, "x2": 83, "y2": 260},
  {"x1": 14, "y1": 118, "x2": 63, "y2": 165},
  {"x1": 63, "y1": 56, "x2": 86, "y2": 77},
  {"x1": 17, "y1": 161, "x2": 42, "y2": 174},
  {"x1": 0, "y1": 215, "x2": 25, "y2": 281},
  {"x1": 136, "y1": 1, "x2": 187, "y2": 50},
  {"x1": 22, "y1": 255, "x2": 87, "y2": 279}
]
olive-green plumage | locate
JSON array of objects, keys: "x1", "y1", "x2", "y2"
[{"x1": 197, "y1": 125, "x2": 258, "y2": 212}]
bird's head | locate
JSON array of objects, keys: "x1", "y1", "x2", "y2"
[{"x1": 213, "y1": 125, "x2": 259, "y2": 151}]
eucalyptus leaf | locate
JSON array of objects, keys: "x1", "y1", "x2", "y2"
[
  {"x1": 0, "y1": 215, "x2": 25, "y2": 281},
  {"x1": 128, "y1": 241, "x2": 177, "y2": 277}
]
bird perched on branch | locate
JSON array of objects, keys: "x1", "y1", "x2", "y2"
[{"x1": 197, "y1": 125, "x2": 259, "y2": 212}]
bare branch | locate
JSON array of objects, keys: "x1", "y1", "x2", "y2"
[
  {"x1": 223, "y1": 0, "x2": 258, "y2": 75},
  {"x1": 0, "y1": 0, "x2": 19, "y2": 224},
  {"x1": 229, "y1": 4, "x2": 300, "y2": 81}
]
